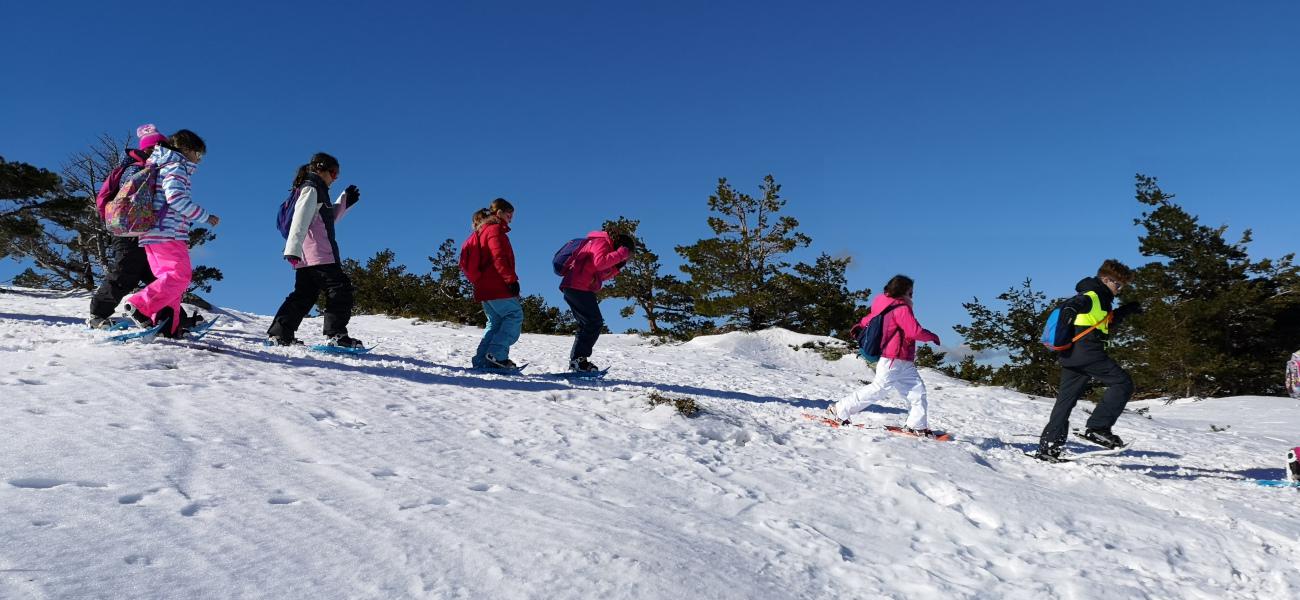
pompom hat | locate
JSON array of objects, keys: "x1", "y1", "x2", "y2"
[{"x1": 136, "y1": 124, "x2": 167, "y2": 150}]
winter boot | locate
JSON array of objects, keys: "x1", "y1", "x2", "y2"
[
  {"x1": 267, "y1": 336, "x2": 304, "y2": 347},
  {"x1": 327, "y1": 334, "x2": 366, "y2": 349},
  {"x1": 1033, "y1": 441, "x2": 1065, "y2": 463},
  {"x1": 484, "y1": 353, "x2": 517, "y2": 369},
  {"x1": 86, "y1": 316, "x2": 114, "y2": 330},
  {"x1": 569, "y1": 357, "x2": 601, "y2": 373},
  {"x1": 1080, "y1": 428, "x2": 1126, "y2": 449},
  {"x1": 123, "y1": 302, "x2": 152, "y2": 329}
]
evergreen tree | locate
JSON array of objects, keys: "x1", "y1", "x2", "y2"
[
  {"x1": 1112, "y1": 175, "x2": 1300, "y2": 396},
  {"x1": 914, "y1": 344, "x2": 947, "y2": 370},
  {"x1": 520, "y1": 294, "x2": 577, "y2": 335},
  {"x1": 770, "y1": 253, "x2": 870, "y2": 338},
  {"x1": 427, "y1": 238, "x2": 484, "y2": 325},
  {"x1": 677, "y1": 175, "x2": 811, "y2": 331},
  {"x1": 340, "y1": 250, "x2": 434, "y2": 318},
  {"x1": 599, "y1": 217, "x2": 713, "y2": 339},
  {"x1": 953, "y1": 279, "x2": 1061, "y2": 396},
  {"x1": 939, "y1": 355, "x2": 994, "y2": 384}
]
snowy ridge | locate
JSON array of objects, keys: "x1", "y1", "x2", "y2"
[{"x1": 1, "y1": 287, "x2": 1297, "y2": 599}]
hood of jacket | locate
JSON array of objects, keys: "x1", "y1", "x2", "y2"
[
  {"x1": 1074, "y1": 276, "x2": 1114, "y2": 307},
  {"x1": 148, "y1": 145, "x2": 198, "y2": 176}
]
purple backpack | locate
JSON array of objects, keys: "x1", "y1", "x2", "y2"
[
  {"x1": 275, "y1": 188, "x2": 297, "y2": 238},
  {"x1": 552, "y1": 237, "x2": 588, "y2": 276}
]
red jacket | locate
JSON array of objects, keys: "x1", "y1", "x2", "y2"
[
  {"x1": 560, "y1": 231, "x2": 630, "y2": 292},
  {"x1": 466, "y1": 221, "x2": 518, "y2": 301}
]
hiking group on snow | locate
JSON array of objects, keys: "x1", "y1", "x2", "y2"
[{"x1": 84, "y1": 122, "x2": 1283, "y2": 465}]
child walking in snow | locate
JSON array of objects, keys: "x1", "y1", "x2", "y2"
[
  {"x1": 460, "y1": 198, "x2": 522, "y2": 369},
  {"x1": 88, "y1": 124, "x2": 200, "y2": 332},
  {"x1": 558, "y1": 226, "x2": 634, "y2": 372},
  {"x1": 828, "y1": 275, "x2": 941, "y2": 433},
  {"x1": 267, "y1": 153, "x2": 364, "y2": 348},
  {"x1": 1034, "y1": 259, "x2": 1141, "y2": 461},
  {"x1": 123, "y1": 130, "x2": 219, "y2": 338}
]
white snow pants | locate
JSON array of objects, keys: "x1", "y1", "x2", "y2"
[{"x1": 833, "y1": 358, "x2": 929, "y2": 430}]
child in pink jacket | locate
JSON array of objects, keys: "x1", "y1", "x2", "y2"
[
  {"x1": 829, "y1": 275, "x2": 942, "y2": 433},
  {"x1": 558, "y1": 228, "x2": 634, "y2": 372}
]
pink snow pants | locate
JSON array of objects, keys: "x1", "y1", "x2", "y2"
[{"x1": 127, "y1": 240, "x2": 191, "y2": 335}]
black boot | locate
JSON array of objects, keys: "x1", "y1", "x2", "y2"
[
  {"x1": 1080, "y1": 428, "x2": 1126, "y2": 449},
  {"x1": 1033, "y1": 441, "x2": 1065, "y2": 463}
]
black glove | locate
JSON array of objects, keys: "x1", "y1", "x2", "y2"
[
  {"x1": 507, "y1": 281, "x2": 520, "y2": 296},
  {"x1": 1116, "y1": 302, "x2": 1143, "y2": 318},
  {"x1": 344, "y1": 185, "x2": 360, "y2": 207},
  {"x1": 613, "y1": 233, "x2": 636, "y2": 251}
]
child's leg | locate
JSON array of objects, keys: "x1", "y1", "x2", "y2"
[
  {"x1": 892, "y1": 361, "x2": 929, "y2": 430},
  {"x1": 1039, "y1": 366, "x2": 1090, "y2": 446},
  {"x1": 317, "y1": 264, "x2": 355, "y2": 338},
  {"x1": 128, "y1": 241, "x2": 191, "y2": 335},
  {"x1": 486, "y1": 297, "x2": 524, "y2": 360},
  {"x1": 562, "y1": 288, "x2": 602, "y2": 360},
  {"x1": 268, "y1": 268, "x2": 323, "y2": 340},
  {"x1": 89, "y1": 238, "x2": 152, "y2": 319},
  {"x1": 1082, "y1": 357, "x2": 1134, "y2": 431},
  {"x1": 832, "y1": 359, "x2": 896, "y2": 420},
  {"x1": 475, "y1": 301, "x2": 501, "y2": 366}
]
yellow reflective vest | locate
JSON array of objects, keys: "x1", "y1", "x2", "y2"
[{"x1": 1072, "y1": 290, "x2": 1111, "y2": 335}]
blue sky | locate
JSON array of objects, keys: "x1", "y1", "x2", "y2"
[{"x1": 3, "y1": 1, "x2": 1297, "y2": 350}]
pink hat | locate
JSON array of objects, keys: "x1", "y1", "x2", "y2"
[{"x1": 136, "y1": 124, "x2": 167, "y2": 150}]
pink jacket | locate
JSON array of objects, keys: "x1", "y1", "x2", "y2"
[
  {"x1": 858, "y1": 294, "x2": 939, "y2": 362},
  {"x1": 559, "y1": 231, "x2": 630, "y2": 292}
]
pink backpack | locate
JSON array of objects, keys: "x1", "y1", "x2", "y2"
[
  {"x1": 1287, "y1": 350, "x2": 1300, "y2": 399},
  {"x1": 103, "y1": 164, "x2": 167, "y2": 237}
]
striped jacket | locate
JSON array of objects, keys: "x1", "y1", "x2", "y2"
[{"x1": 139, "y1": 146, "x2": 210, "y2": 245}]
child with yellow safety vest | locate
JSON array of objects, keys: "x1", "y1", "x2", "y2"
[{"x1": 1035, "y1": 259, "x2": 1142, "y2": 462}]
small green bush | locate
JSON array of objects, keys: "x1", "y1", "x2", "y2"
[{"x1": 647, "y1": 392, "x2": 701, "y2": 418}]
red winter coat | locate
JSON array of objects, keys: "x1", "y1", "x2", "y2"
[
  {"x1": 559, "y1": 231, "x2": 630, "y2": 292},
  {"x1": 464, "y1": 221, "x2": 518, "y2": 301}
]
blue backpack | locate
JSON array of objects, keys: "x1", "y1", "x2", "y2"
[
  {"x1": 855, "y1": 304, "x2": 903, "y2": 363},
  {"x1": 1040, "y1": 303, "x2": 1110, "y2": 351},
  {"x1": 275, "y1": 188, "x2": 298, "y2": 239},
  {"x1": 552, "y1": 237, "x2": 588, "y2": 276}
]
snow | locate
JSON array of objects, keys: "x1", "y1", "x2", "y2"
[{"x1": 1, "y1": 286, "x2": 1298, "y2": 599}]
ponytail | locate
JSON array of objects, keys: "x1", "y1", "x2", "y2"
[{"x1": 290, "y1": 164, "x2": 310, "y2": 191}]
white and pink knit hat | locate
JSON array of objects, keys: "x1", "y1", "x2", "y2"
[{"x1": 136, "y1": 124, "x2": 167, "y2": 150}]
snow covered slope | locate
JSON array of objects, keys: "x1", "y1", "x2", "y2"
[{"x1": 1, "y1": 287, "x2": 1297, "y2": 599}]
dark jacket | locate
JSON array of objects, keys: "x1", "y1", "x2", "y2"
[{"x1": 1057, "y1": 277, "x2": 1137, "y2": 367}]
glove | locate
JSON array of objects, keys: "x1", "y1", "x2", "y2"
[
  {"x1": 1116, "y1": 302, "x2": 1143, "y2": 318},
  {"x1": 285, "y1": 255, "x2": 301, "y2": 267},
  {"x1": 507, "y1": 281, "x2": 520, "y2": 296},
  {"x1": 344, "y1": 185, "x2": 360, "y2": 207}
]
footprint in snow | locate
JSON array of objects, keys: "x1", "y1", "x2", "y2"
[
  {"x1": 268, "y1": 496, "x2": 299, "y2": 505},
  {"x1": 124, "y1": 555, "x2": 153, "y2": 566},
  {"x1": 468, "y1": 483, "x2": 502, "y2": 493}
]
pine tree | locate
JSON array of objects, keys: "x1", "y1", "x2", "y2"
[
  {"x1": 953, "y1": 279, "x2": 1061, "y2": 396},
  {"x1": 1, "y1": 157, "x2": 64, "y2": 269},
  {"x1": 1111, "y1": 174, "x2": 1300, "y2": 396},
  {"x1": 426, "y1": 238, "x2": 483, "y2": 325},
  {"x1": 599, "y1": 217, "x2": 713, "y2": 338},
  {"x1": 770, "y1": 253, "x2": 870, "y2": 338},
  {"x1": 676, "y1": 175, "x2": 811, "y2": 331}
]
